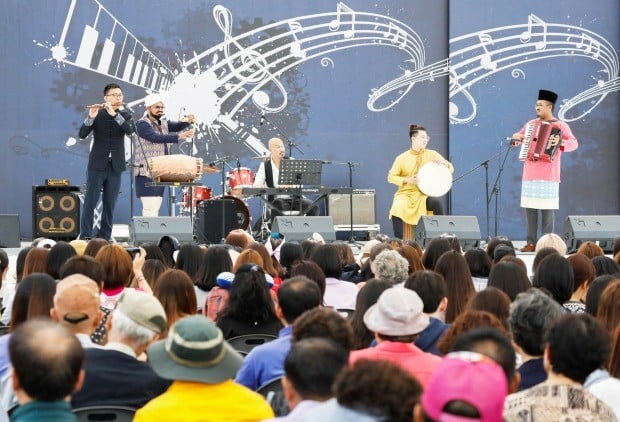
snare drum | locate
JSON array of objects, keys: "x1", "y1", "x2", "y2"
[
  {"x1": 227, "y1": 168, "x2": 255, "y2": 196},
  {"x1": 417, "y1": 162, "x2": 453, "y2": 197},
  {"x1": 183, "y1": 186, "x2": 212, "y2": 209},
  {"x1": 148, "y1": 155, "x2": 203, "y2": 182}
]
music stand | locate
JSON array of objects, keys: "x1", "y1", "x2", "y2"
[{"x1": 279, "y1": 160, "x2": 323, "y2": 215}]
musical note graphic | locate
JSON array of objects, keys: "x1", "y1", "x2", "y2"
[
  {"x1": 576, "y1": 33, "x2": 601, "y2": 59},
  {"x1": 477, "y1": 33, "x2": 497, "y2": 71},
  {"x1": 329, "y1": 2, "x2": 356, "y2": 39},
  {"x1": 519, "y1": 14, "x2": 548, "y2": 50},
  {"x1": 385, "y1": 22, "x2": 408, "y2": 49},
  {"x1": 288, "y1": 21, "x2": 307, "y2": 59}
]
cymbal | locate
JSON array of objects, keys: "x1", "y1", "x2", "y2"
[
  {"x1": 249, "y1": 155, "x2": 270, "y2": 160},
  {"x1": 203, "y1": 165, "x2": 220, "y2": 174}
]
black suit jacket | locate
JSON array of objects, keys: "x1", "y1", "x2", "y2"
[
  {"x1": 79, "y1": 108, "x2": 133, "y2": 172},
  {"x1": 71, "y1": 348, "x2": 171, "y2": 409}
]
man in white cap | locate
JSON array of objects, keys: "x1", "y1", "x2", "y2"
[
  {"x1": 134, "y1": 94, "x2": 196, "y2": 216},
  {"x1": 349, "y1": 287, "x2": 442, "y2": 388}
]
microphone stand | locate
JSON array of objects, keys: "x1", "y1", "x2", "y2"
[
  {"x1": 260, "y1": 114, "x2": 304, "y2": 157},
  {"x1": 489, "y1": 142, "x2": 514, "y2": 238},
  {"x1": 330, "y1": 161, "x2": 363, "y2": 246},
  {"x1": 452, "y1": 142, "x2": 514, "y2": 240}
]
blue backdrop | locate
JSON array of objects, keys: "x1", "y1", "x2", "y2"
[{"x1": 0, "y1": 0, "x2": 617, "y2": 240}]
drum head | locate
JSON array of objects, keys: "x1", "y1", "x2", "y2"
[
  {"x1": 216, "y1": 195, "x2": 251, "y2": 230},
  {"x1": 417, "y1": 162, "x2": 452, "y2": 197}
]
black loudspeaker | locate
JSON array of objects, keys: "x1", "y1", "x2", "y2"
[
  {"x1": 272, "y1": 216, "x2": 336, "y2": 242},
  {"x1": 562, "y1": 215, "x2": 620, "y2": 253},
  {"x1": 194, "y1": 199, "x2": 238, "y2": 244},
  {"x1": 0, "y1": 215, "x2": 21, "y2": 247},
  {"x1": 130, "y1": 217, "x2": 193, "y2": 245},
  {"x1": 32, "y1": 186, "x2": 80, "y2": 240},
  {"x1": 414, "y1": 216, "x2": 481, "y2": 250}
]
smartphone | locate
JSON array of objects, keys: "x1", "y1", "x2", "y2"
[{"x1": 124, "y1": 247, "x2": 140, "y2": 259}]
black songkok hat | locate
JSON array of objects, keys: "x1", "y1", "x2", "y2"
[{"x1": 538, "y1": 89, "x2": 558, "y2": 104}]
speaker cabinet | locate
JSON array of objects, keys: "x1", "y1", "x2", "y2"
[
  {"x1": 129, "y1": 217, "x2": 193, "y2": 245},
  {"x1": 0, "y1": 215, "x2": 20, "y2": 247},
  {"x1": 272, "y1": 216, "x2": 336, "y2": 242},
  {"x1": 328, "y1": 189, "x2": 376, "y2": 225},
  {"x1": 562, "y1": 215, "x2": 620, "y2": 253},
  {"x1": 32, "y1": 186, "x2": 80, "y2": 240},
  {"x1": 414, "y1": 216, "x2": 481, "y2": 250},
  {"x1": 193, "y1": 199, "x2": 238, "y2": 244}
]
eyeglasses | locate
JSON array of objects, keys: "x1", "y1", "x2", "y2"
[
  {"x1": 105, "y1": 93, "x2": 123, "y2": 98},
  {"x1": 152, "y1": 105, "x2": 165, "y2": 109}
]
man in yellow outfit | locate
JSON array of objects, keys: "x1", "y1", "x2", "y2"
[{"x1": 388, "y1": 124, "x2": 453, "y2": 240}]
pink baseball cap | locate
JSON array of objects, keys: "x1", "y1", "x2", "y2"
[{"x1": 421, "y1": 352, "x2": 508, "y2": 422}]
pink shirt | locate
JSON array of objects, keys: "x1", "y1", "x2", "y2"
[
  {"x1": 323, "y1": 277, "x2": 359, "y2": 310},
  {"x1": 517, "y1": 118, "x2": 578, "y2": 182},
  {"x1": 349, "y1": 341, "x2": 442, "y2": 388}
]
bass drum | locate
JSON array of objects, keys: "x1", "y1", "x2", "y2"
[
  {"x1": 417, "y1": 162, "x2": 452, "y2": 197},
  {"x1": 214, "y1": 195, "x2": 251, "y2": 230}
]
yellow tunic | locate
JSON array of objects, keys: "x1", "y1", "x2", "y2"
[{"x1": 388, "y1": 148, "x2": 453, "y2": 225}]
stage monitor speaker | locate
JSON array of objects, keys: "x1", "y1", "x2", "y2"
[
  {"x1": 328, "y1": 189, "x2": 376, "y2": 225},
  {"x1": 194, "y1": 199, "x2": 238, "y2": 244},
  {"x1": 562, "y1": 215, "x2": 620, "y2": 253},
  {"x1": 414, "y1": 216, "x2": 481, "y2": 250},
  {"x1": 0, "y1": 215, "x2": 20, "y2": 247},
  {"x1": 272, "y1": 216, "x2": 336, "y2": 242},
  {"x1": 130, "y1": 217, "x2": 193, "y2": 245},
  {"x1": 32, "y1": 186, "x2": 80, "y2": 241}
]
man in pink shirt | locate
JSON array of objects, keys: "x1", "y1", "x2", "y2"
[
  {"x1": 349, "y1": 287, "x2": 442, "y2": 388},
  {"x1": 512, "y1": 89, "x2": 578, "y2": 252}
]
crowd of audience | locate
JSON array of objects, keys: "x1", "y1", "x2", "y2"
[{"x1": 0, "y1": 233, "x2": 618, "y2": 421}]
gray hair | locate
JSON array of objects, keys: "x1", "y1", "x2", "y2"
[
  {"x1": 509, "y1": 288, "x2": 564, "y2": 356},
  {"x1": 109, "y1": 309, "x2": 158, "y2": 347},
  {"x1": 371, "y1": 250, "x2": 409, "y2": 284}
]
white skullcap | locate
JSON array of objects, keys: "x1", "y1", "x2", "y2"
[{"x1": 144, "y1": 94, "x2": 164, "y2": 107}]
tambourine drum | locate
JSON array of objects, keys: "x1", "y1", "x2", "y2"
[
  {"x1": 215, "y1": 195, "x2": 251, "y2": 230},
  {"x1": 183, "y1": 186, "x2": 212, "y2": 209},
  {"x1": 227, "y1": 168, "x2": 255, "y2": 190},
  {"x1": 417, "y1": 162, "x2": 453, "y2": 197},
  {"x1": 148, "y1": 155, "x2": 203, "y2": 182}
]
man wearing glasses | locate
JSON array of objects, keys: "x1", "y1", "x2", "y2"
[
  {"x1": 133, "y1": 94, "x2": 195, "y2": 216},
  {"x1": 79, "y1": 83, "x2": 134, "y2": 240}
]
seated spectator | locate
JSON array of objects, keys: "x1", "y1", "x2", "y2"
[
  {"x1": 278, "y1": 242, "x2": 303, "y2": 279},
  {"x1": 565, "y1": 253, "x2": 596, "y2": 313},
  {"x1": 437, "y1": 310, "x2": 508, "y2": 356},
  {"x1": 434, "y1": 250, "x2": 476, "y2": 323},
  {"x1": 531, "y1": 246, "x2": 559, "y2": 277},
  {"x1": 134, "y1": 315, "x2": 273, "y2": 421},
  {"x1": 45, "y1": 241, "x2": 77, "y2": 280},
  {"x1": 174, "y1": 243, "x2": 203, "y2": 282},
  {"x1": 596, "y1": 281, "x2": 620, "y2": 339},
  {"x1": 486, "y1": 236, "x2": 514, "y2": 260},
  {"x1": 248, "y1": 242, "x2": 283, "y2": 284},
  {"x1": 585, "y1": 274, "x2": 620, "y2": 316},
  {"x1": 9, "y1": 320, "x2": 84, "y2": 422},
  {"x1": 216, "y1": 265, "x2": 281, "y2": 339},
  {"x1": 404, "y1": 271, "x2": 449, "y2": 355},
  {"x1": 371, "y1": 250, "x2": 409, "y2": 285},
  {"x1": 71, "y1": 289, "x2": 170, "y2": 410},
  {"x1": 154, "y1": 270, "x2": 197, "y2": 336},
  {"x1": 487, "y1": 261, "x2": 531, "y2": 301},
  {"x1": 1, "y1": 247, "x2": 31, "y2": 326},
  {"x1": 332, "y1": 242, "x2": 360, "y2": 282},
  {"x1": 592, "y1": 255, "x2": 620, "y2": 277},
  {"x1": 359, "y1": 242, "x2": 392, "y2": 281},
  {"x1": 195, "y1": 246, "x2": 233, "y2": 312},
  {"x1": 96, "y1": 245, "x2": 151, "y2": 309},
  {"x1": 576, "y1": 241, "x2": 605, "y2": 259},
  {"x1": 499, "y1": 254, "x2": 528, "y2": 275},
  {"x1": 532, "y1": 254, "x2": 574, "y2": 307},
  {"x1": 504, "y1": 314, "x2": 615, "y2": 421},
  {"x1": 467, "y1": 287, "x2": 511, "y2": 331},
  {"x1": 141, "y1": 259, "x2": 167, "y2": 291},
  {"x1": 225, "y1": 229, "x2": 253, "y2": 250},
  {"x1": 396, "y1": 245, "x2": 425, "y2": 274},
  {"x1": 535, "y1": 233, "x2": 567, "y2": 255},
  {"x1": 235, "y1": 276, "x2": 322, "y2": 390},
  {"x1": 422, "y1": 237, "x2": 451, "y2": 270},
  {"x1": 464, "y1": 247, "x2": 492, "y2": 291},
  {"x1": 303, "y1": 359, "x2": 422, "y2": 422},
  {"x1": 268, "y1": 338, "x2": 349, "y2": 421},
  {"x1": 509, "y1": 289, "x2": 565, "y2": 390},
  {"x1": 349, "y1": 279, "x2": 393, "y2": 350},
  {"x1": 311, "y1": 244, "x2": 358, "y2": 310},
  {"x1": 51, "y1": 274, "x2": 103, "y2": 349},
  {"x1": 83, "y1": 238, "x2": 109, "y2": 258},
  {"x1": 350, "y1": 288, "x2": 442, "y2": 387},
  {"x1": 59, "y1": 255, "x2": 110, "y2": 345},
  {"x1": 233, "y1": 249, "x2": 264, "y2": 273},
  {"x1": 289, "y1": 261, "x2": 326, "y2": 303},
  {"x1": 292, "y1": 307, "x2": 354, "y2": 351},
  {"x1": 493, "y1": 244, "x2": 516, "y2": 264},
  {"x1": 416, "y1": 352, "x2": 508, "y2": 422},
  {"x1": 450, "y1": 327, "x2": 519, "y2": 392},
  {"x1": 157, "y1": 235, "x2": 180, "y2": 268}
]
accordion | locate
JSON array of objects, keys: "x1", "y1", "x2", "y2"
[{"x1": 519, "y1": 120, "x2": 563, "y2": 162}]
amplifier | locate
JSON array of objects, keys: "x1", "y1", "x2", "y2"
[{"x1": 328, "y1": 189, "x2": 376, "y2": 225}]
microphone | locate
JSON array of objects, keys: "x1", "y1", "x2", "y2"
[
  {"x1": 260, "y1": 114, "x2": 265, "y2": 126},
  {"x1": 505, "y1": 137, "x2": 520, "y2": 146}
]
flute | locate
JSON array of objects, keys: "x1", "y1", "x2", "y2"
[{"x1": 84, "y1": 104, "x2": 106, "y2": 109}]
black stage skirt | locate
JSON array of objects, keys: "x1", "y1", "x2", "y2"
[{"x1": 135, "y1": 175, "x2": 165, "y2": 197}]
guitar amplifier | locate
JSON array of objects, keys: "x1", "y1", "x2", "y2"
[{"x1": 328, "y1": 189, "x2": 376, "y2": 225}]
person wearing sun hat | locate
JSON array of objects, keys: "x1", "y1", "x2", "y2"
[
  {"x1": 511, "y1": 89, "x2": 578, "y2": 252},
  {"x1": 134, "y1": 315, "x2": 274, "y2": 421},
  {"x1": 133, "y1": 93, "x2": 196, "y2": 217},
  {"x1": 349, "y1": 287, "x2": 442, "y2": 388}
]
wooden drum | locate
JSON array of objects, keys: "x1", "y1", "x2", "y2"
[{"x1": 148, "y1": 155, "x2": 203, "y2": 182}]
